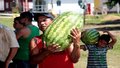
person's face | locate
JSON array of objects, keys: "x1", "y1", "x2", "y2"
[
  {"x1": 20, "y1": 18, "x2": 28, "y2": 25},
  {"x1": 98, "y1": 39, "x2": 107, "y2": 47},
  {"x1": 13, "y1": 20, "x2": 23, "y2": 30},
  {"x1": 37, "y1": 16, "x2": 52, "y2": 31},
  {"x1": 13, "y1": 20, "x2": 20, "y2": 29}
]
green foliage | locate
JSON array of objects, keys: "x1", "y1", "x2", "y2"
[
  {"x1": 104, "y1": 0, "x2": 120, "y2": 9},
  {"x1": 78, "y1": 0, "x2": 85, "y2": 9}
]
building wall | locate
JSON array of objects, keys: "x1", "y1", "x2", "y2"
[
  {"x1": 24, "y1": 0, "x2": 119, "y2": 14},
  {"x1": 0, "y1": 0, "x2": 4, "y2": 11},
  {"x1": 4, "y1": 0, "x2": 13, "y2": 11},
  {"x1": 49, "y1": 0, "x2": 84, "y2": 14},
  {"x1": 0, "y1": 0, "x2": 17, "y2": 12}
]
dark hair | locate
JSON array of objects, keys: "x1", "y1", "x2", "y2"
[
  {"x1": 34, "y1": 13, "x2": 54, "y2": 21},
  {"x1": 14, "y1": 17, "x2": 20, "y2": 22},
  {"x1": 20, "y1": 12, "x2": 33, "y2": 22},
  {"x1": 14, "y1": 17, "x2": 26, "y2": 26},
  {"x1": 98, "y1": 34, "x2": 111, "y2": 43}
]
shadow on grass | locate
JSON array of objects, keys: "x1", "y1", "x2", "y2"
[
  {"x1": 85, "y1": 19, "x2": 120, "y2": 31},
  {"x1": 98, "y1": 19, "x2": 120, "y2": 25},
  {"x1": 95, "y1": 26, "x2": 120, "y2": 31}
]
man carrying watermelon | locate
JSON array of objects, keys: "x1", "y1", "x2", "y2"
[
  {"x1": 80, "y1": 30, "x2": 117, "y2": 68},
  {"x1": 29, "y1": 13, "x2": 81, "y2": 68}
]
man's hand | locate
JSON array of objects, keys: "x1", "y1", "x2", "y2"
[
  {"x1": 70, "y1": 28, "x2": 81, "y2": 47},
  {"x1": 47, "y1": 44, "x2": 62, "y2": 52}
]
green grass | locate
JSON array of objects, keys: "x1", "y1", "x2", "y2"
[
  {"x1": 85, "y1": 13, "x2": 120, "y2": 24},
  {"x1": 0, "y1": 17, "x2": 14, "y2": 29},
  {"x1": 85, "y1": 15, "x2": 103, "y2": 24},
  {"x1": 112, "y1": 36, "x2": 120, "y2": 52}
]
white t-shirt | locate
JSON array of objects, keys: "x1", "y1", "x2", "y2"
[{"x1": 0, "y1": 24, "x2": 19, "y2": 62}]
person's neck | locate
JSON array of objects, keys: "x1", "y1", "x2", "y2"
[
  {"x1": 97, "y1": 45, "x2": 105, "y2": 48},
  {"x1": 26, "y1": 21, "x2": 32, "y2": 25}
]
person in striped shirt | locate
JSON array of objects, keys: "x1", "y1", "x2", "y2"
[{"x1": 80, "y1": 31, "x2": 117, "y2": 68}]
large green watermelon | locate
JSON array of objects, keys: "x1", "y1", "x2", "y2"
[
  {"x1": 81, "y1": 29, "x2": 100, "y2": 45},
  {"x1": 43, "y1": 12, "x2": 84, "y2": 51}
]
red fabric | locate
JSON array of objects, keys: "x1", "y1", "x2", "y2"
[
  {"x1": 39, "y1": 52, "x2": 74, "y2": 68},
  {"x1": 87, "y1": 4, "x2": 91, "y2": 14},
  {"x1": 35, "y1": 36, "x2": 74, "y2": 68},
  {"x1": 34, "y1": 36, "x2": 43, "y2": 49}
]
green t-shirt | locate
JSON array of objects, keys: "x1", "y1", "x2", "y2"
[{"x1": 14, "y1": 25, "x2": 40, "y2": 60}]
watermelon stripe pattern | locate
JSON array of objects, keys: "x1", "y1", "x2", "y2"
[
  {"x1": 43, "y1": 12, "x2": 84, "y2": 51},
  {"x1": 81, "y1": 29, "x2": 100, "y2": 45}
]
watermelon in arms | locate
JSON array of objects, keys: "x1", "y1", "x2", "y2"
[
  {"x1": 81, "y1": 29, "x2": 100, "y2": 45},
  {"x1": 43, "y1": 12, "x2": 84, "y2": 51}
]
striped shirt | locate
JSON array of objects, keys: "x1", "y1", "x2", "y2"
[{"x1": 85, "y1": 45, "x2": 111, "y2": 68}]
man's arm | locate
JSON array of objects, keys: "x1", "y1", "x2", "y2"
[
  {"x1": 68, "y1": 28, "x2": 81, "y2": 63},
  {"x1": 106, "y1": 31, "x2": 117, "y2": 48},
  {"x1": 30, "y1": 48, "x2": 52, "y2": 64},
  {"x1": 30, "y1": 38, "x2": 49, "y2": 64},
  {"x1": 30, "y1": 38, "x2": 59, "y2": 64},
  {"x1": 68, "y1": 43, "x2": 80, "y2": 63},
  {"x1": 80, "y1": 45, "x2": 87, "y2": 51},
  {"x1": 4, "y1": 30, "x2": 19, "y2": 68},
  {"x1": 30, "y1": 38, "x2": 39, "y2": 56},
  {"x1": 30, "y1": 38, "x2": 51, "y2": 64},
  {"x1": 30, "y1": 45, "x2": 60, "y2": 64},
  {"x1": 5, "y1": 48, "x2": 18, "y2": 68}
]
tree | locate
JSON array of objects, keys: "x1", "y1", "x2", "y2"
[
  {"x1": 104, "y1": 0, "x2": 120, "y2": 9},
  {"x1": 104, "y1": 0, "x2": 120, "y2": 13},
  {"x1": 78, "y1": 0, "x2": 85, "y2": 9}
]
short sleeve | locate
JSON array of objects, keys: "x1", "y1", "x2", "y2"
[
  {"x1": 106, "y1": 45, "x2": 113, "y2": 50},
  {"x1": 34, "y1": 36, "x2": 43, "y2": 49},
  {"x1": 85, "y1": 44, "x2": 96, "y2": 50},
  {"x1": 7, "y1": 29, "x2": 19, "y2": 48},
  {"x1": 83, "y1": 45, "x2": 88, "y2": 50}
]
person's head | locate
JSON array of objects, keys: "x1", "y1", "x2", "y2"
[
  {"x1": 34, "y1": 13, "x2": 54, "y2": 31},
  {"x1": 13, "y1": 17, "x2": 26, "y2": 30},
  {"x1": 98, "y1": 34, "x2": 111, "y2": 47},
  {"x1": 20, "y1": 12, "x2": 33, "y2": 25}
]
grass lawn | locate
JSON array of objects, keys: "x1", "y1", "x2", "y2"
[
  {"x1": 85, "y1": 13, "x2": 120, "y2": 24},
  {"x1": 0, "y1": 17, "x2": 14, "y2": 29},
  {"x1": 0, "y1": 14, "x2": 120, "y2": 68}
]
